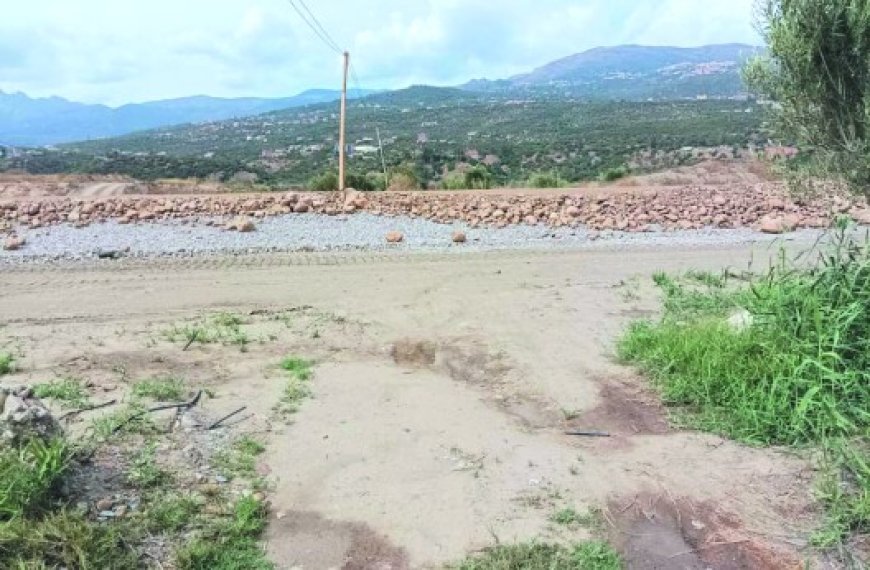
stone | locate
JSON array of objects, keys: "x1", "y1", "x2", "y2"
[
  {"x1": 235, "y1": 217, "x2": 256, "y2": 233},
  {"x1": 96, "y1": 498, "x2": 114, "y2": 511},
  {"x1": 0, "y1": 388, "x2": 62, "y2": 446},
  {"x1": 565, "y1": 205, "x2": 581, "y2": 217},
  {"x1": 852, "y1": 209, "x2": 870, "y2": 225},
  {"x1": 293, "y1": 202, "x2": 310, "y2": 214},
  {"x1": 759, "y1": 216, "x2": 786, "y2": 234},
  {"x1": 3, "y1": 236, "x2": 25, "y2": 251},
  {"x1": 452, "y1": 231, "x2": 467, "y2": 244},
  {"x1": 385, "y1": 231, "x2": 404, "y2": 244}
]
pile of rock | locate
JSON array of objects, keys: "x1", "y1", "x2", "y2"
[
  {"x1": 0, "y1": 386, "x2": 62, "y2": 446},
  {"x1": 1, "y1": 184, "x2": 868, "y2": 234}
]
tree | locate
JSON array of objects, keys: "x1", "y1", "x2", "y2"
[{"x1": 745, "y1": 0, "x2": 870, "y2": 194}]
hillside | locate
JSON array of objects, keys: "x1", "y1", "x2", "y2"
[
  {"x1": 0, "y1": 89, "x2": 378, "y2": 147},
  {"x1": 9, "y1": 86, "x2": 764, "y2": 188},
  {"x1": 464, "y1": 44, "x2": 762, "y2": 99}
]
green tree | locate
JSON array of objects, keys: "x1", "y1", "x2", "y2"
[{"x1": 745, "y1": 0, "x2": 870, "y2": 193}]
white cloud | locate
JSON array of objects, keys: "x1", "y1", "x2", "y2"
[{"x1": 0, "y1": 0, "x2": 761, "y2": 105}]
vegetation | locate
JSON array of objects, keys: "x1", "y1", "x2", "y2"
[
  {"x1": 4, "y1": 96, "x2": 763, "y2": 189},
  {"x1": 164, "y1": 312, "x2": 250, "y2": 350},
  {"x1": 527, "y1": 171, "x2": 567, "y2": 188},
  {"x1": 176, "y1": 495, "x2": 272, "y2": 570},
  {"x1": 275, "y1": 357, "x2": 315, "y2": 416},
  {"x1": 33, "y1": 378, "x2": 90, "y2": 409},
  {"x1": 745, "y1": 0, "x2": 870, "y2": 194},
  {"x1": 213, "y1": 436, "x2": 266, "y2": 478},
  {"x1": 0, "y1": 353, "x2": 13, "y2": 376},
  {"x1": 619, "y1": 231, "x2": 869, "y2": 552},
  {"x1": 132, "y1": 376, "x2": 186, "y2": 401},
  {"x1": 0, "y1": 438, "x2": 70, "y2": 519},
  {"x1": 127, "y1": 443, "x2": 171, "y2": 488},
  {"x1": 454, "y1": 541, "x2": 621, "y2": 570}
]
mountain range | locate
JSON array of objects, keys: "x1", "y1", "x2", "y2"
[{"x1": 0, "y1": 44, "x2": 760, "y2": 147}]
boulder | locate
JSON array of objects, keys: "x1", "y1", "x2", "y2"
[
  {"x1": 452, "y1": 231, "x2": 467, "y2": 244},
  {"x1": 3, "y1": 236, "x2": 25, "y2": 251},
  {"x1": 0, "y1": 386, "x2": 62, "y2": 446},
  {"x1": 385, "y1": 231, "x2": 404, "y2": 244}
]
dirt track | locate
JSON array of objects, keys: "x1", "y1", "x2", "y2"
[{"x1": 0, "y1": 245, "x2": 823, "y2": 568}]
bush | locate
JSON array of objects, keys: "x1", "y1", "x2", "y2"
[
  {"x1": 307, "y1": 171, "x2": 339, "y2": 192},
  {"x1": 598, "y1": 166, "x2": 628, "y2": 182},
  {"x1": 386, "y1": 171, "x2": 419, "y2": 191},
  {"x1": 0, "y1": 353, "x2": 12, "y2": 376},
  {"x1": 527, "y1": 172, "x2": 567, "y2": 189}
]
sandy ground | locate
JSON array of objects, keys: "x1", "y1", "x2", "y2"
[{"x1": 0, "y1": 245, "x2": 828, "y2": 569}]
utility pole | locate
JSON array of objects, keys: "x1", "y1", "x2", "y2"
[
  {"x1": 339, "y1": 51, "x2": 349, "y2": 192},
  {"x1": 376, "y1": 127, "x2": 388, "y2": 189}
]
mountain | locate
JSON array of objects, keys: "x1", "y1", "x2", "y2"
[
  {"x1": 0, "y1": 89, "x2": 379, "y2": 147},
  {"x1": 464, "y1": 44, "x2": 762, "y2": 99}
]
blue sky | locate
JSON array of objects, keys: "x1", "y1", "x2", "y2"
[{"x1": 1, "y1": 0, "x2": 759, "y2": 106}]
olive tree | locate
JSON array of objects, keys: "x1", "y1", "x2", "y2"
[{"x1": 745, "y1": 0, "x2": 870, "y2": 194}]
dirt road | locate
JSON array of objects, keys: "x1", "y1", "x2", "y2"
[{"x1": 0, "y1": 245, "x2": 820, "y2": 569}]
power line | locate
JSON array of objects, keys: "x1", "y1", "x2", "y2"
[
  {"x1": 283, "y1": 0, "x2": 342, "y2": 54},
  {"x1": 296, "y1": 0, "x2": 343, "y2": 53}
]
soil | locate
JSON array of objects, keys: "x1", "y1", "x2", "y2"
[{"x1": 0, "y1": 245, "x2": 826, "y2": 569}]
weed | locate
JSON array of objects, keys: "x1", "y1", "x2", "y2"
[
  {"x1": 550, "y1": 507, "x2": 604, "y2": 530},
  {"x1": 620, "y1": 231, "x2": 870, "y2": 551},
  {"x1": 176, "y1": 495, "x2": 272, "y2": 570},
  {"x1": 33, "y1": 378, "x2": 90, "y2": 409},
  {"x1": 127, "y1": 443, "x2": 171, "y2": 488},
  {"x1": 0, "y1": 438, "x2": 70, "y2": 519},
  {"x1": 561, "y1": 408, "x2": 581, "y2": 421},
  {"x1": 0, "y1": 510, "x2": 137, "y2": 569},
  {"x1": 164, "y1": 312, "x2": 250, "y2": 351},
  {"x1": 454, "y1": 541, "x2": 621, "y2": 570},
  {"x1": 213, "y1": 436, "x2": 265, "y2": 478},
  {"x1": 142, "y1": 493, "x2": 202, "y2": 534},
  {"x1": 133, "y1": 376, "x2": 186, "y2": 401},
  {"x1": 90, "y1": 403, "x2": 159, "y2": 439},
  {"x1": 274, "y1": 357, "x2": 314, "y2": 417},
  {"x1": 280, "y1": 357, "x2": 313, "y2": 381},
  {"x1": 0, "y1": 352, "x2": 13, "y2": 376}
]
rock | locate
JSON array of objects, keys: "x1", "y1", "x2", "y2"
[
  {"x1": 565, "y1": 206, "x2": 581, "y2": 217},
  {"x1": 759, "y1": 216, "x2": 786, "y2": 234},
  {"x1": 96, "y1": 498, "x2": 114, "y2": 511},
  {"x1": 293, "y1": 202, "x2": 310, "y2": 214},
  {"x1": 452, "y1": 231, "x2": 467, "y2": 244},
  {"x1": 852, "y1": 209, "x2": 870, "y2": 225},
  {"x1": 385, "y1": 231, "x2": 404, "y2": 244},
  {"x1": 1, "y1": 388, "x2": 62, "y2": 446},
  {"x1": 727, "y1": 309, "x2": 754, "y2": 333},
  {"x1": 3, "y1": 236, "x2": 25, "y2": 251},
  {"x1": 236, "y1": 218, "x2": 256, "y2": 233}
]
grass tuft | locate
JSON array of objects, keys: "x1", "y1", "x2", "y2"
[
  {"x1": 132, "y1": 376, "x2": 186, "y2": 401},
  {"x1": 0, "y1": 352, "x2": 13, "y2": 376},
  {"x1": 33, "y1": 378, "x2": 90, "y2": 409},
  {"x1": 142, "y1": 493, "x2": 202, "y2": 534},
  {"x1": 127, "y1": 443, "x2": 171, "y2": 488},
  {"x1": 454, "y1": 541, "x2": 621, "y2": 570},
  {"x1": 274, "y1": 357, "x2": 314, "y2": 417},
  {"x1": 0, "y1": 438, "x2": 70, "y2": 519},
  {"x1": 213, "y1": 436, "x2": 265, "y2": 479}
]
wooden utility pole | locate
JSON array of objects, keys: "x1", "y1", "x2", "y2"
[{"x1": 339, "y1": 51, "x2": 349, "y2": 192}]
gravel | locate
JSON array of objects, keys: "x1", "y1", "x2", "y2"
[{"x1": 0, "y1": 213, "x2": 826, "y2": 264}]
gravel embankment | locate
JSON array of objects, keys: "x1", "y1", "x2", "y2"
[{"x1": 0, "y1": 213, "x2": 829, "y2": 264}]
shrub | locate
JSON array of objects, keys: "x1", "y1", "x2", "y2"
[
  {"x1": 527, "y1": 172, "x2": 567, "y2": 188},
  {"x1": 598, "y1": 166, "x2": 628, "y2": 182},
  {"x1": 307, "y1": 171, "x2": 339, "y2": 192},
  {"x1": 0, "y1": 353, "x2": 13, "y2": 376}
]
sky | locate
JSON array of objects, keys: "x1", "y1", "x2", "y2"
[{"x1": 0, "y1": 0, "x2": 759, "y2": 107}]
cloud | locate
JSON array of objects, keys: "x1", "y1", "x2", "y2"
[{"x1": 0, "y1": 0, "x2": 761, "y2": 105}]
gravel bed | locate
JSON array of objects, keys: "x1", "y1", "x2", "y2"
[{"x1": 0, "y1": 213, "x2": 825, "y2": 264}]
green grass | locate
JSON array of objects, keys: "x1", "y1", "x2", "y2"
[
  {"x1": 90, "y1": 403, "x2": 160, "y2": 439},
  {"x1": 127, "y1": 443, "x2": 171, "y2": 488},
  {"x1": 0, "y1": 439, "x2": 70, "y2": 519},
  {"x1": 132, "y1": 376, "x2": 186, "y2": 401},
  {"x1": 619, "y1": 231, "x2": 870, "y2": 550},
  {"x1": 0, "y1": 352, "x2": 13, "y2": 376},
  {"x1": 142, "y1": 493, "x2": 202, "y2": 534},
  {"x1": 0, "y1": 510, "x2": 137, "y2": 569},
  {"x1": 550, "y1": 507, "x2": 603, "y2": 529},
  {"x1": 454, "y1": 541, "x2": 621, "y2": 570},
  {"x1": 176, "y1": 495, "x2": 272, "y2": 570},
  {"x1": 213, "y1": 436, "x2": 265, "y2": 479},
  {"x1": 274, "y1": 357, "x2": 314, "y2": 416},
  {"x1": 33, "y1": 378, "x2": 90, "y2": 409},
  {"x1": 164, "y1": 312, "x2": 251, "y2": 351}
]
